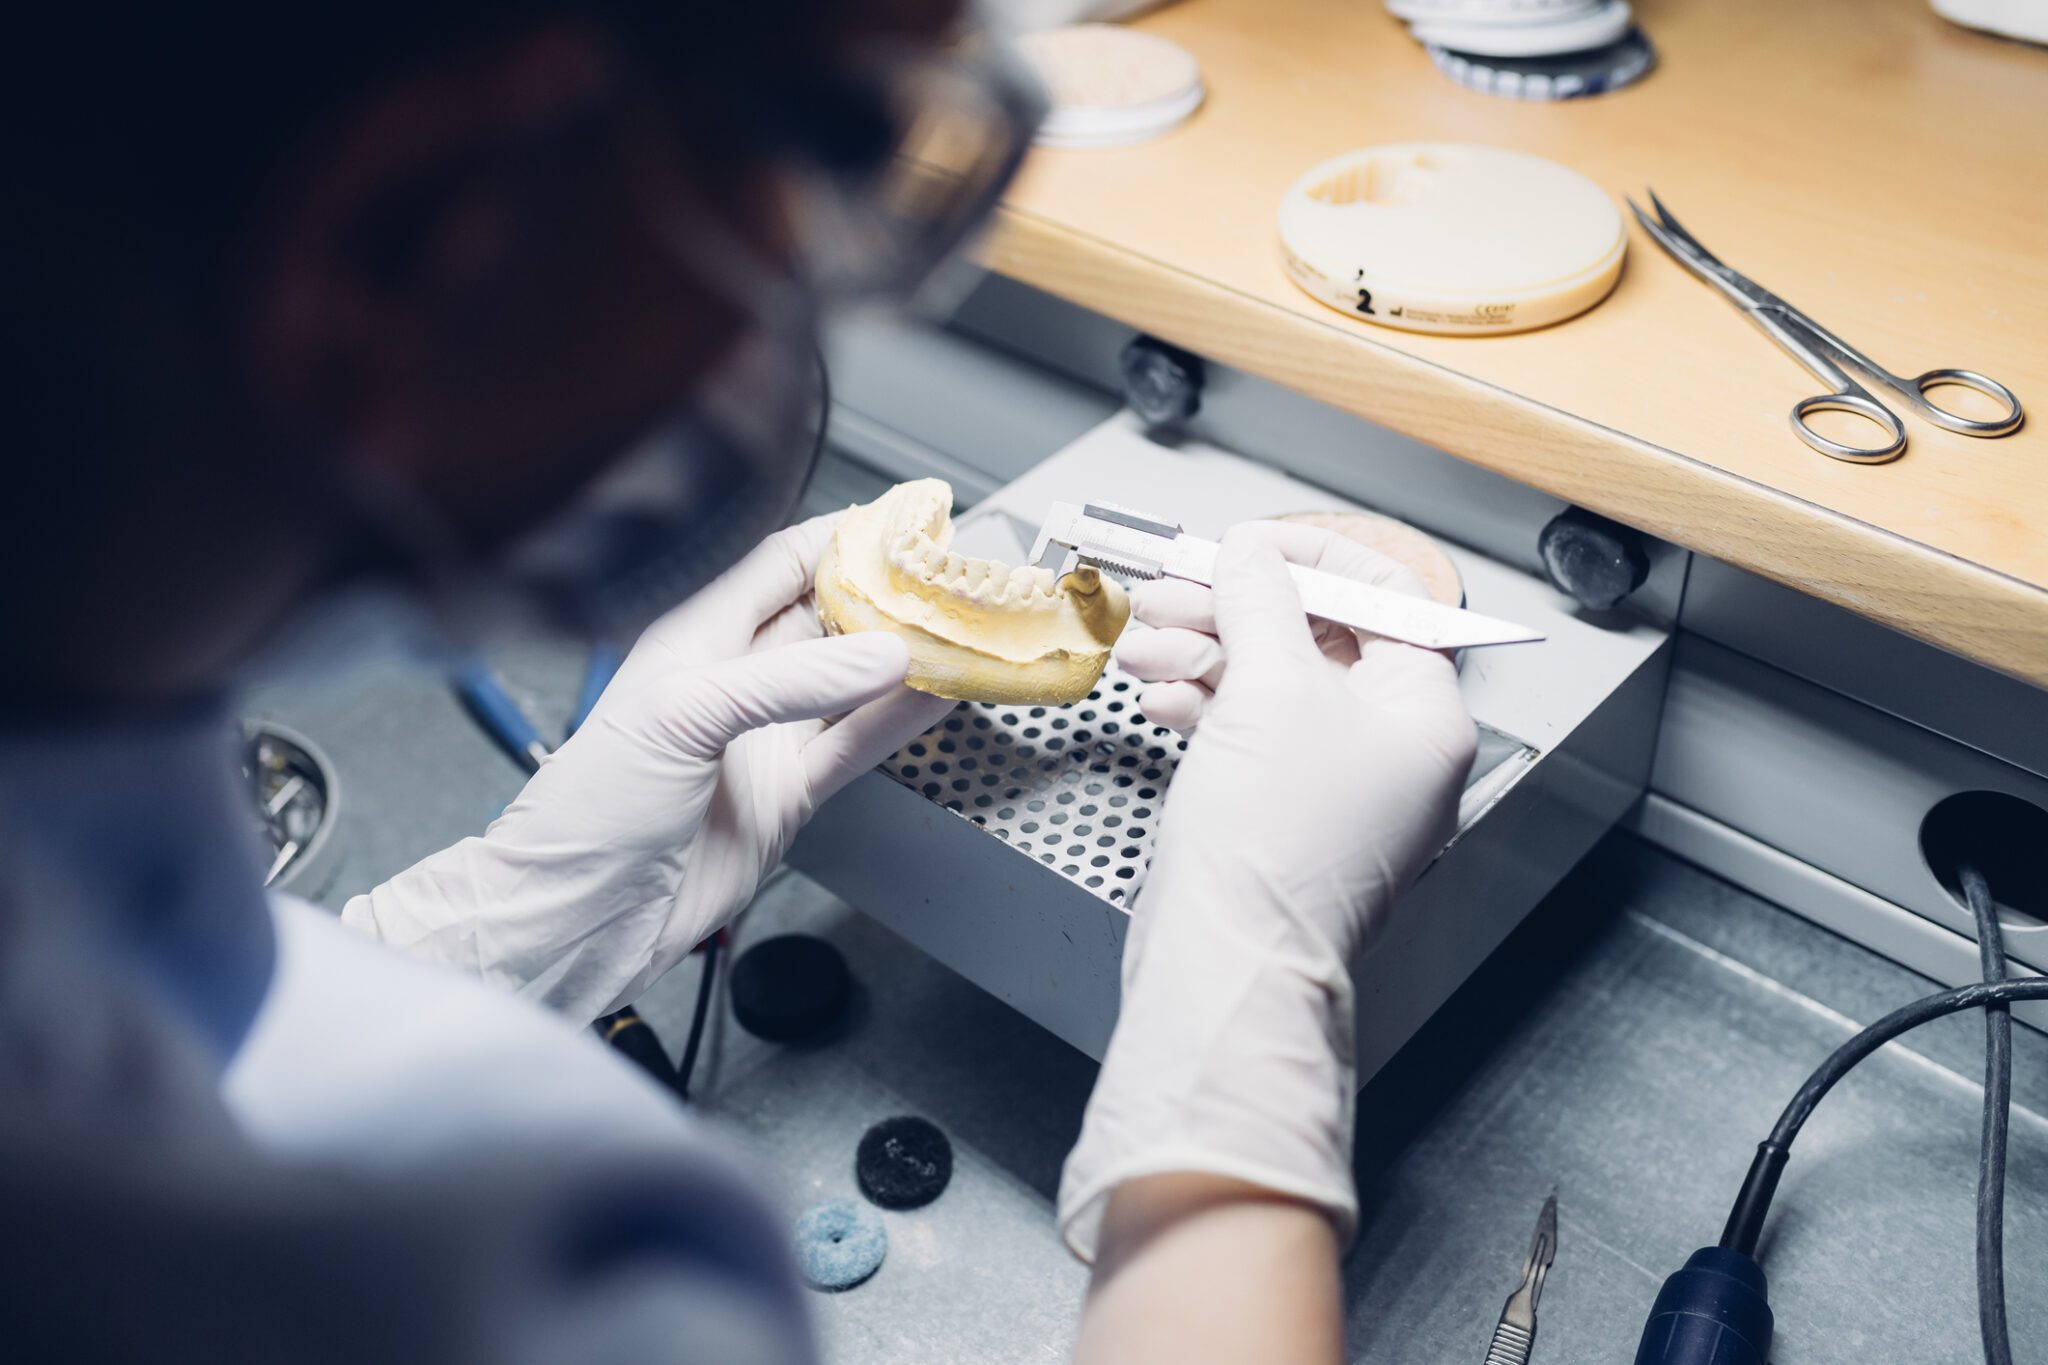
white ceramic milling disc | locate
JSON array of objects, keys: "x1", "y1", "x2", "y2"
[
  {"x1": 1409, "y1": 0, "x2": 1633, "y2": 56},
  {"x1": 1278, "y1": 143, "x2": 1626, "y2": 335},
  {"x1": 1384, "y1": 0, "x2": 1599, "y2": 26},
  {"x1": 1017, "y1": 23, "x2": 1204, "y2": 149}
]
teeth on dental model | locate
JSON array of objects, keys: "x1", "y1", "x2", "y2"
[{"x1": 814, "y1": 479, "x2": 1130, "y2": 706}]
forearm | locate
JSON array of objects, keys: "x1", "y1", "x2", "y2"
[
  {"x1": 339, "y1": 742, "x2": 698, "y2": 1023},
  {"x1": 1075, "y1": 1173, "x2": 1343, "y2": 1365},
  {"x1": 1056, "y1": 857, "x2": 1363, "y2": 1259},
  {"x1": 340, "y1": 819, "x2": 681, "y2": 1024}
]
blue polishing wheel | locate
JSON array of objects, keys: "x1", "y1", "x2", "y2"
[{"x1": 793, "y1": 1198, "x2": 887, "y2": 1292}]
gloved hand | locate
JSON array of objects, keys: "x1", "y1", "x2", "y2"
[
  {"x1": 342, "y1": 513, "x2": 954, "y2": 1023},
  {"x1": 1057, "y1": 521, "x2": 1476, "y2": 1260}
]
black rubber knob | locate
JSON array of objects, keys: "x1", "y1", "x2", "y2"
[
  {"x1": 1118, "y1": 335, "x2": 1205, "y2": 426},
  {"x1": 1538, "y1": 507, "x2": 1651, "y2": 611},
  {"x1": 729, "y1": 934, "x2": 851, "y2": 1043},
  {"x1": 856, "y1": 1116, "x2": 954, "y2": 1210}
]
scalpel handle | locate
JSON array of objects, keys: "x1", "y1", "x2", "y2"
[
  {"x1": 1163, "y1": 537, "x2": 1433, "y2": 636},
  {"x1": 1484, "y1": 1317, "x2": 1535, "y2": 1365},
  {"x1": 1097, "y1": 523, "x2": 1540, "y2": 649},
  {"x1": 1289, "y1": 564, "x2": 1403, "y2": 635}
]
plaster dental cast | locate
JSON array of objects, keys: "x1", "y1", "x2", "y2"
[{"x1": 814, "y1": 478, "x2": 1130, "y2": 706}]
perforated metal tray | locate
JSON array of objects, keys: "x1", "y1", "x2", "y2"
[
  {"x1": 881, "y1": 668, "x2": 1180, "y2": 907},
  {"x1": 876, "y1": 662, "x2": 1536, "y2": 912}
]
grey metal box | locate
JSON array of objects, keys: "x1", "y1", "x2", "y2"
[{"x1": 791, "y1": 418, "x2": 1670, "y2": 1073}]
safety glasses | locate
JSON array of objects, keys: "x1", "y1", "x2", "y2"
[{"x1": 774, "y1": 27, "x2": 1048, "y2": 301}]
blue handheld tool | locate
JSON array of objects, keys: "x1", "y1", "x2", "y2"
[
  {"x1": 451, "y1": 640, "x2": 624, "y2": 772},
  {"x1": 1632, "y1": 1246, "x2": 1772, "y2": 1365},
  {"x1": 567, "y1": 640, "x2": 622, "y2": 737},
  {"x1": 450, "y1": 659, "x2": 550, "y2": 774}
]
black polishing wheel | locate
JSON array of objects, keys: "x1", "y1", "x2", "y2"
[
  {"x1": 856, "y1": 1115, "x2": 954, "y2": 1210},
  {"x1": 1427, "y1": 26, "x2": 1655, "y2": 102},
  {"x1": 729, "y1": 934, "x2": 851, "y2": 1042}
]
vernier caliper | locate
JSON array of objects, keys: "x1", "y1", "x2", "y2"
[{"x1": 1030, "y1": 501, "x2": 1543, "y2": 652}]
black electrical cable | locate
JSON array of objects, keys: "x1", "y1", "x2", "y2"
[
  {"x1": 1964, "y1": 865, "x2": 2014, "y2": 1365},
  {"x1": 644, "y1": 347, "x2": 825, "y2": 1104},
  {"x1": 651, "y1": 352, "x2": 829, "y2": 1096},
  {"x1": 673, "y1": 934, "x2": 720, "y2": 1102},
  {"x1": 1645, "y1": 857, "x2": 2033, "y2": 1365},
  {"x1": 808, "y1": 343, "x2": 832, "y2": 474},
  {"x1": 595, "y1": 1007, "x2": 677, "y2": 1088},
  {"x1": 594, "y1": 352, "x2": 831, "y2": 1104},
  {"x1": 1718, "y1": 975, "x2": 2048, "y2": 1260}
]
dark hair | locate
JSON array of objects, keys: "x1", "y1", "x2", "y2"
[
  {"x1": 0, "y1": 5, "x2": 894, "y2": 544},
  {"x1": 5, "y1": 2, "x2": 891, "y2": 254},
  {"x1": 0, "y1": 3, "x2": 900, "y2": 688}
]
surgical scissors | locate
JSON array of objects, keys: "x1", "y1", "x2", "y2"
[{"x1": 1629, "y1": 191, "x2": 2024, "y2": 464}]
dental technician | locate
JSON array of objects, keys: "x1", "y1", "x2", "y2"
[{"x1": 0, "y1": 3, "x2": 1473, "y2": 1361}]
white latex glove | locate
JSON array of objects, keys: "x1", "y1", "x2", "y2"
[
  {"x1": 343, "y1": 513, "x2": 954, "y2": 1023},
  {"x1": 1057, "y1": 521, "x2": 1477, "y2": 1260}
]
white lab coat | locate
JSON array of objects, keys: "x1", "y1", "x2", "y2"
[
  {"x1": 0, "y1": 711, "x2": 814, "y2": 1365},
  {"x1": 229, "y1": 895, "x2": 704, "y2": 1166}
]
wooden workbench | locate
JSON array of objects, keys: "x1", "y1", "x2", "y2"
[{"x1": 979, "y1": 0, "x2": 2048, "y2": 687}]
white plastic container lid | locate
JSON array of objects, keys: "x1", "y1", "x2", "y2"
[
  {"x1": 1278, "y1": 143, "x2": 1626, "y2": 335},
  {"x1": 1408, "y1": 0, "x2": 1632, "y2": 56},
  {"x1": 1017, "y1": 24, "x2": 1204, "y2": 149},
  {"x1": 1385, "y1": 0, "x2": 1599, "y2": 24}
]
